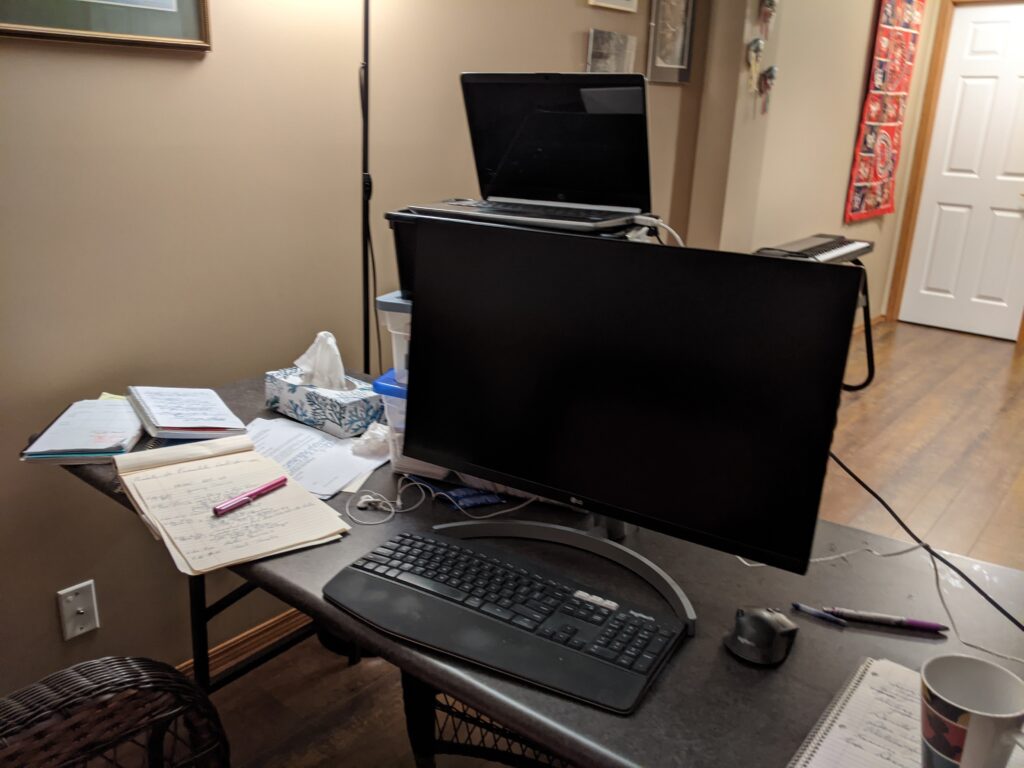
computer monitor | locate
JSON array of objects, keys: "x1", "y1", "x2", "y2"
[{"x1": 402, "y1": 218, "x2": 862, "y2": 574}]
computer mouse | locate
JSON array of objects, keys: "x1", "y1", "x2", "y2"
[{"x1": 723, "y1": 607, "x2": 798, "y2": 666}]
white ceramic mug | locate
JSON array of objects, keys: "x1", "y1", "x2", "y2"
[{"x1": 920, "y1": 654, "x2": 1024, "y2": 768}]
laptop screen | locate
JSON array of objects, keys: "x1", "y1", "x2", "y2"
[{"x1": 461, "y1": 73, "x2": 651, "y2": 212}]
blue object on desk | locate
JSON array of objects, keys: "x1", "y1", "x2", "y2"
[
  {"x1": 792, "y1": 602, "x2": 848, "y2": 627},
  {"x1": 372, "y1": 368, "x2": 406, "y2": 398}
]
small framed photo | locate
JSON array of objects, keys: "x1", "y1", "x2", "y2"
[
  {"x1": 588, "y1": 0, "x2": 639, "y2": 12},
  {"x1": 587, "y1": 29, "x2": 638, "y2": 73},
  {"x1": 0, "y1": 0, "x2": 211, "y2": 50},
  {"x1": 648, "y1": 0, "x2": 695, "y2": 83}
]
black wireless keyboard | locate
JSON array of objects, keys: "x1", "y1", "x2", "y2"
[{"x1": 323, "y1": 532, "x2": 683, "y2": 713}]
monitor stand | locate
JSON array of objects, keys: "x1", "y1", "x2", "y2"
[{"x1": 432, "y1": 520, "x2": 697, "y2": 637}]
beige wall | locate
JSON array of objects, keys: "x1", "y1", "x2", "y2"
[
  {"x1": 690, "y1": 0, "x2": 940, "y2": 312},
  {"x1": 0, "y1": 0, "x2": 692, "y2": 692}
]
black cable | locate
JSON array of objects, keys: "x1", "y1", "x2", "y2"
[
  {"x1": 829, "y1": 451, "x2": 1024, "y2": 633},
  {"x1": 368, "y1": 232, "x2": 383, "y2": 376}
]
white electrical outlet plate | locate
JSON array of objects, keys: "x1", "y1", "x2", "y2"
[{"x1": 57, "y1": 580, "x2": 100, "y2": 640}]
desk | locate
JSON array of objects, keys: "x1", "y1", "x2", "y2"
[{"x1": 67, "y1": 376, "x2": 1024, "y2": 768}]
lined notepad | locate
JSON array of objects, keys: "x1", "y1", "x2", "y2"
[
  {"x1": 127, "y1": 386, "x2": 245, "y2": 440},
  {"x1": 115, "y1": 436, "x2": 348, "y2": 575},
  {"x1": 789, "y1": 658, "x2": 1024, "y2": 768},
  {"x1": 789, "y1": 658, "x2": 921, "y2": 768}
]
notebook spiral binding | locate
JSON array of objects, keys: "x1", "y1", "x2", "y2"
[{"x1": 787, "y1": 658, "x2": 875, "y2": 767}]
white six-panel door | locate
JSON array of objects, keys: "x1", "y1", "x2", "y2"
[{"x1": 899, "y1": 2, "x2": 1024, "y2": 340}]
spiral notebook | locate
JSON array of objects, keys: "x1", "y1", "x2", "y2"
[{"x1": 788, "y1": 658, "x2": 922, "y2": 767}]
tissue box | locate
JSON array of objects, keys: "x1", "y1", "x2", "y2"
[{"x1": 265, "y1": 366, "x2": 384, "y2": 439}]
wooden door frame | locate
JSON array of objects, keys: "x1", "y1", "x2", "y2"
[{"x1": 886, "y1": 0, "x2": 1024, "y2": 344}]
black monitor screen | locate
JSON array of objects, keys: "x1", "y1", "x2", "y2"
[
  {"x1": 461, "y1": 73, "x2": 651, "y2": 211},
  {"x1": 403, "y1": 220, "x2": 862, "y2": 573}
]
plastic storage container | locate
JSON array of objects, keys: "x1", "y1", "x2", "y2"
[
  {"x1": 376, "y1": 290, "x2": 412, "y2": 385},
  {"x1": 372, "y1": 369, "x2": 448, "y2": 479}
]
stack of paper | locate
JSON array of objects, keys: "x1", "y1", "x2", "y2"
[
  {"x1": 127, "y1": 386, "x2": 245, "y2": 440},
  {"x1": 115, "y1": 436, "x2": 348, "y2": 574},
  {"x1": 21, "y1": 400, "x2": 143, "y2": 464},
  {"x1": 247, "y1": 417, "x2": 388, "y2": 499}
]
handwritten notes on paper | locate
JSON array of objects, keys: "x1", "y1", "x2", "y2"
[
  {"x1": 247, "y1": 417, "x2": 387, "y2": 499},
  {"x1": 115, "y1": 436, "x2": 348, "y2": 574},
  {"x1": 789, "y1": 658, "x2": 922, "y2": 768}
]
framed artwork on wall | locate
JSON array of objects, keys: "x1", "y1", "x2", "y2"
[
  {"x1": 647, "y1": 0, "x2": 694, "y2": 83},
  {"x1": 588, "y1": 0, "x2": 639, "y2": 12},
  {"x1": 0, "y1": 0, "x2": 210, "y2": 50}
]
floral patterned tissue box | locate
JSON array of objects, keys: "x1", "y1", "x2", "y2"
[{"x1": 264, "y1": 367, "x2": 384, "y2": 439}]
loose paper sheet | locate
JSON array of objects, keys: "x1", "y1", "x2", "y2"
[{"x1": 247, "y1": 417, "x2": 387, "y2": 499}]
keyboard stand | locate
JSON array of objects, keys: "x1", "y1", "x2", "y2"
[{"x1": 433, "y1": 520, "x2": 697, "y2": 637}]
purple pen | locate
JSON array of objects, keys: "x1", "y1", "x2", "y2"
[
  {"x1": 213, "y1": 476, "x2": 288, "y2": 517},
  {"x1": 822, "y1": 607, "x2": 948, "y2": 633}
]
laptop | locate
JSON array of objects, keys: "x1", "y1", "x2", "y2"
[{"x1": 407, "y1": 72, "x2": 652, "y2": 232}]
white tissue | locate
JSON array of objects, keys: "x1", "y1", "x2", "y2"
[
  {"x1": 352, "y1": 422, "x2": 390, "y2": 458},
  {"x1": 294, "y1": 331, "x2": 351, "y2": 390}
]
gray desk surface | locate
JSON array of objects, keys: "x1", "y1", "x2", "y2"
[{"x1": 69, "y1": 377, "x2": 1024, "y2": 768}]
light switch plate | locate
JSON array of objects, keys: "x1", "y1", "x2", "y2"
[{"x1": 57, "y1": 580, "x2": 100, "y2": 640}]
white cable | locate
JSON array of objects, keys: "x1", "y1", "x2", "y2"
[
  {"x1": 928, "y1": 552, "x2": 1024, "y2": 666},
  {"x1": 738, "y1": 543, "x2": 1023, "y2": 665},
  {"x1": 343, "y1": 476, "x2": 428, "y2": 525},
  {"x1": 633, "y1": 215, "x2": 685, "y2": 247},
  {"x1": 736, "y1": 542, "x2": 924, "y2": 568},
  {"x1": 343, "y1": 475, "x2": 536, "y2": 525}
]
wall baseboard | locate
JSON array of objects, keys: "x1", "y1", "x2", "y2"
[{"x1": 177, "y1": 608, "x2": 311, "y2": 680}]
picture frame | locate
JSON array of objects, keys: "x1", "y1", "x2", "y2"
[
  {"x1": 0, "y1": 0, "x2": 211, "y2": 51},
  {"x1": 587, "y1": 0, "x2": 639, "y2": 12},
  {"x1": 647, "y1": 0, "x2": 694, "y2": 83}
]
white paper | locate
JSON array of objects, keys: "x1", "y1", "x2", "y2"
[
  {"x1": 25, "y1": 400, "x2": 142, "y2": 455},
  {"x1": 129, "y1": 452, "x2": 348, "y2": 574},
  {"x1": 247, "y1": 418, "x2": 387, "y2": 499},
  {"x1": 790, "y1": 658, "x2": 919, "y2": 767},
  {"x1": 129, "y1": 387, "x2": 244, "y2": 430}
]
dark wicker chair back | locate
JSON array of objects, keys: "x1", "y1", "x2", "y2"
[{"x1": 0, "y1": 656, "x2": 229, "y2": 767}]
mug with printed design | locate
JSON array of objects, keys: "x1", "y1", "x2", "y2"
[{"x1": 920, "y1": 655, "x2": 1024, "y2": 768}]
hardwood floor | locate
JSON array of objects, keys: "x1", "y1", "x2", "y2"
[
  {"x1": 212, "y1": 320, "x2": 1024, "y2": 767},
  {"x1": 821, "y1": 321, "x2": 1024, "y2": 569}
]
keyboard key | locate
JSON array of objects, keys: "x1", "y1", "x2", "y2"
[
  {"x1": 559, "y1": 624, "x2": 577, "y2": 636},
  {"x1": 587, "y1": 645, "x2": 618, "y2": 661},
  {"x1": 465, "y1": 596, "x2": 484, "y2": 609},
  {"x1": 633, "y1": 654, "x2": 657, "y2": 674},
  {"x1": 481, "y1": 603, "x2": 514, "y2": 621},
  {"x1": 511, "y1": 615, "x2": 539, "y2": 631},
  {"x1": 568, "y1": 639, "x2": 585, "y2": 650},
  {"x1": 609, "y1": 641, "x2": 625, "y2": 652},
  {"x1": 386, "y1": 568, "x2": 401, "y2": 578},
  {"x1": 366, "y1": 554, "x2": 389, "y2": 564},
  {"x1": 553, "y1": 631, "x2": 571, "y2": 644},
  {"x1": 616, "y1": 655, "x2": 635, "y2": 669},
  {"x1": 512, "y1": 605, "x2": 545, "y2": 624},
  {"x1": 647, "y1": 636, "x2": 669, "y2": 656},
  {"x1": 396, "y1": 572, "x2": 468, "y2": 602},
  {"x1": 538, "y1": 627, "x2": 555, "y2": 639},
  {"x1": 353, "y1": 559, "x2": 368, "y2": 568}
]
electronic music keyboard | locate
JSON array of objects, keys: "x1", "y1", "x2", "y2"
[{"x1": 756, "y1": 234, "x2": 873, "y2": 263}]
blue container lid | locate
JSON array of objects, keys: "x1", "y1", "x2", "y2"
[
  {"x1": 376, "y1": 290, "x2": 412, "y2": 315},
  {"x1": 372, "y1": 368, "x2": 408, "y2": 399}
]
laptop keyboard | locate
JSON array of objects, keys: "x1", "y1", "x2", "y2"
[{"x1": 451, "y1": 199, "x2": 628, "y2": 223}]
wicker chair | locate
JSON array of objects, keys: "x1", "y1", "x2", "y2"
[{"x1": 0, "y1": 656, "x2": 229, "y2": 768}]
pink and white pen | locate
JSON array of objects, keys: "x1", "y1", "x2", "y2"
[
  {"x1": 822, "y1": 607, "x2": 948, "y2": 633},
  {"x1": 212, "y1": 476, "x2": 288, "y2": 517}
]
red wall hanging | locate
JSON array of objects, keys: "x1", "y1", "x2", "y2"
[{"x1": 844, "y1": 0, "x2": 926, "y2": 223}]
